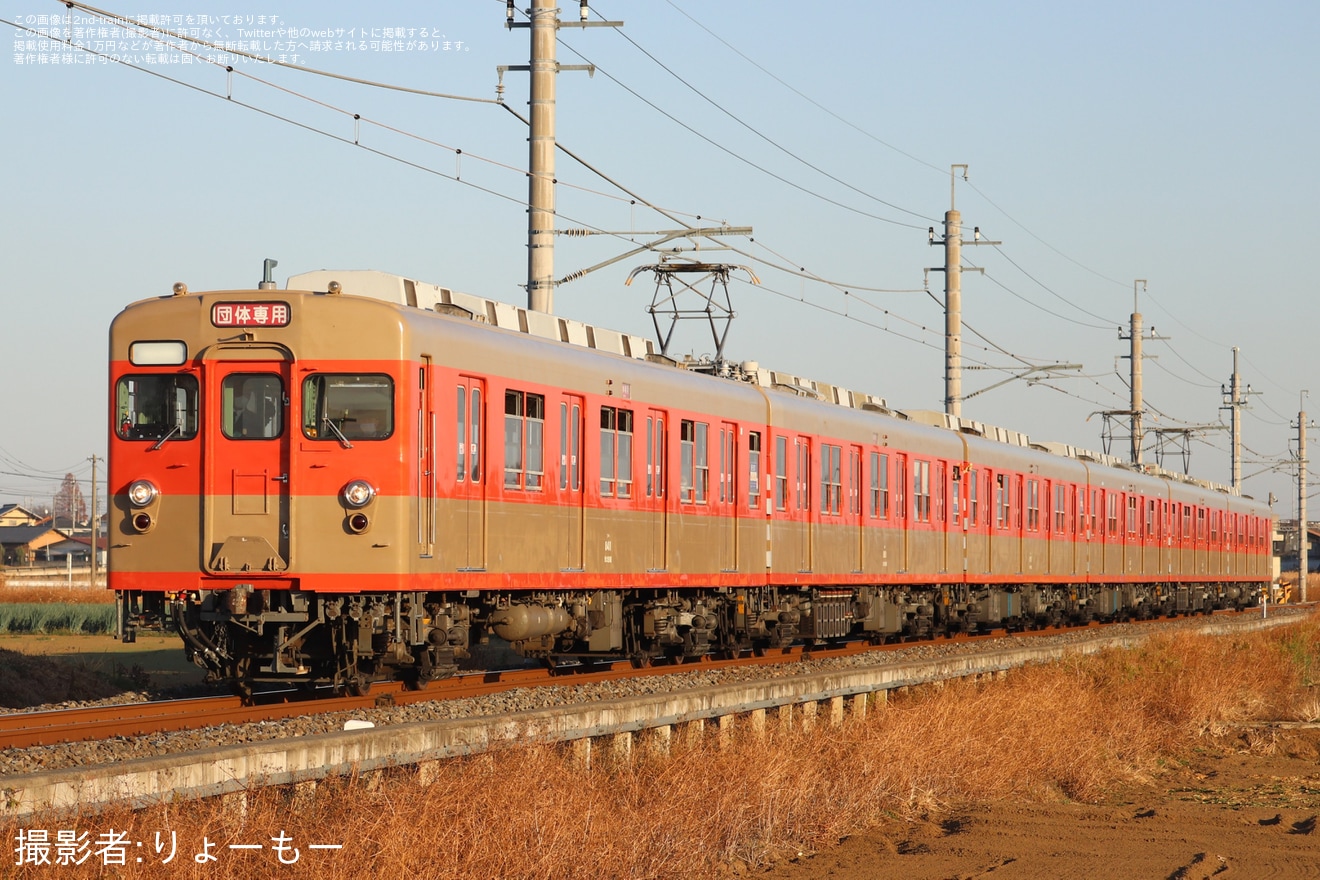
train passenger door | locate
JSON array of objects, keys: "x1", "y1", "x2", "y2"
[
  {"x1": 455, "y1": 377, "x2": 486, "y2": 570},
  {"x1": 644, "y1": 409, "x2": 667, "y2": 571},
  {"x1": 417, "y1": 358, "x2": 435, "y2": 559},
  {"x1": 203, "y1": 352, "x2": 291, "y2": 574},
  {"x1": 796, "y1": 437, "x2": 813, "y2": 572},
  {"x1": 718, "y1": 423, "x2": 739, "y2": 572},
  {"x1": 850, "y1": 446, "x2": 864, "y2": 573},
  {"x1": 557, "y1": 396, "x2": 584, "y2": 571}
]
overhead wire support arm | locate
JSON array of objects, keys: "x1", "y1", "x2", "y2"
[
  {"x1": 962, "y1": 363, "x2": 1083, "y2": 401},
  {"x1": 556, "y1": 226, "x2": 753, "y2": 286}
]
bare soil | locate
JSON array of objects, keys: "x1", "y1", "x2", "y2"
[
  {"x1": 0, "y1": 633, "x2": 207, "y2": 707},
  {"x1": 760, "y1": 729, "x2": 1320, "y2": 880}
]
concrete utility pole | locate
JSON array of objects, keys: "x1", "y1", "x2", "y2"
[
  {"x1": 1123, "y1": 281, "x2": 1147, "y2": 465},
  {"x1": 1298, "y1": 394, "x2": 1309, "y2": 603},
  {"x1": 88, "y1": 454, "x2": 98, "y2": 589},
  {"x1": 504, "y1": 0, "x2": 622, "y2": 314},
  {"x1": 929, "y1": 165, "x2": 998, "y2": 419},
  {"x1": 1220, "y1": 347, "x2": 1256, "y2": 494}
]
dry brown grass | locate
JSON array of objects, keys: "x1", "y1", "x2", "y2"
[
  {"x1": 0, "y1": 585, "x2": 114, "y2": 605},
  {"x1": 5, "y1": 614, "x2": 1320, "y2": 879}
]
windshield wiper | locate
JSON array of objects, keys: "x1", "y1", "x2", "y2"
[
  {"x1": 151, "y1": 424, "x2": 181, "y2": 451},
  {"x1": 323, "y1": 416, "x2": 354, "y2": 449}
]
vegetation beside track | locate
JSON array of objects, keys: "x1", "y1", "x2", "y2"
[{"x1": 5, "y1": 611, "x2": 1317, "y2": 879}]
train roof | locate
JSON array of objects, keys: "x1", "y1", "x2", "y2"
[{"x1": 286, "y1": 269, "x2": 1250, "y2": 503}]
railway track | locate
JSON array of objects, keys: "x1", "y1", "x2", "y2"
[{"x1": 1, "y1": 608, "x2": 1295, "y2": 752}]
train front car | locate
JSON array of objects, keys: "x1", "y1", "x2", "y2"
[{"x1": 109, "y1": 282, "x2": 459, "y2": 697}]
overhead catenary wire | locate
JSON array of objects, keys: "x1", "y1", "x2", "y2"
[{"x1": 13, "y1": 8, "x2": 1294, "y2": 487}]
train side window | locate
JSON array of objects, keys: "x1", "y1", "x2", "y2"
[
  {"x1": 470, "y1": 387, "x2": 482, "y2": 483},
  {"x1": 695, "y1": 422, "x2": 709, "y2": 503},
  {"x1": 1182, "y1": 505, "x2": 1192, "y2": 539},
  {"x1": 680, "y1": 420, "x2": 707, "y2": 504},
  {"x1": 599, "y1": 406, "x2": 634, "y2": 498},
  {"x1": 223, "y1": 374, "x2": 283, "y2": 440},
  {"x1": 457, "y1": 387, "x2": 467, "y2": 482},
  {"x1": 1025, "y1": 478, "x2": 1039, "y2": 532},
  {"x1": 894, "y1": 455, "x2": 905, "y2": 521},
  {"x1": 871, "y1": 451, "x2": 890, "y2": 519},
  {"x1": 775, "y1": 435, "x2": 788, "y2": 511},
  {"x1": 850, "y1": 448, "x2": 861, "y2": 516},
  {"x1": 912, "y1": 460, "x2": 930, "y2": 523},
  {"x1": 795, "y1": 438, "x2": 811, "y2": 512},
  {"x1": 116, "y1": 374, "x2": 199, "y2": 441},
  {"x1": 560, "y1": 403, "x2": 568, "y2": 490},
  {"x1": 1054, "y1": 483, "x2": 1066, "y2": 533},
  {"x1": 995, "y1": 474, "x2": 1008, "y2": 529},
  {"x1": 967, "y1": 467, "x2": 977, "y2": 525},
  {"x1": 935, "y1": 462, "x2": 946, "y2": 523},
  {"x1": 748, "y1": 431, "x2": 761, "y2": 509},
  {"x1": 654, "y1": 418, "x2": 664, "y2": 499},
  {"x1": 302, "y1": 374, "x2": 393, "y2": 442},
  {"x1": 821, "y1": 444, "x2": 842, "y2": 515},
  {"x1": 1147, "y1": 499, "x2": 1157, "y2": 538},
  {"x1": 504, "y1": 390, "x2": 545, "y2": 491},
  {"x1": 955, "y1": 467, "x2": 966, "y2": 522}
]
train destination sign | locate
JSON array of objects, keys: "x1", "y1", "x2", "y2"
[{"x1": 212, "y1": 302, "x2": 291, "y2": 328}]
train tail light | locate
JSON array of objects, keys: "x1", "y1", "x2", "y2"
[{"x1": 347, "y1": 512, "x2": 370, "y2": 534}]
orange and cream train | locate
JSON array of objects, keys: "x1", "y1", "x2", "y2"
[{"x1": 109, "y1": 270, "x2": 1273, "y2": 695}]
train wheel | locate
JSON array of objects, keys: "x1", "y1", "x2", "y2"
[{"x1": 347, "y1": 674, "x2": 372, "y2": 697}]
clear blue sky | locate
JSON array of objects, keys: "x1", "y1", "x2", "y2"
[{"x1": 3, "y1": 0, "x2": 1317, "y2": 518}]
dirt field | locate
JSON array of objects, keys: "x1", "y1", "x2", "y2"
[
  {"x1": 0, "y1": 632, "x2": 206, "y2": 701},
  {"x1": 762, "y1": 729, "x2": 1320, "y2": 880}
]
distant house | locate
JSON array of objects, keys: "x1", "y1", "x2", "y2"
[
  {"x1": 0, "y1": 523, "x2": 66, "y2": 566},
  {"x1": 45, "y1": 533, "x2": 106, "y2": 566},
  {"x1": 1281, "y1": 527, "x2": 1320, "y2": 573},
  {"x1": 0, "y1": 504, "x2": 45, "y2": 528}
]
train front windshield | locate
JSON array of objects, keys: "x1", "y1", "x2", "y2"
[
  {"x1": 301, "y1": 374, "x2": 394, "y2": 441},
  {"x1": 116, "y1": 375, "x2": 199, "y2": 441}
]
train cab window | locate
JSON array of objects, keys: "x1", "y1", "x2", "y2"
[
  {"x1": 504, "y1": 390, "x2": 545, "y2": 491},
  {"x1": 599, "y1": 406, "x2": 634, "y2": 498},
  {"x1": 116, "y1": 374, "x2": 199, "y2": 442},
  {"x1": 222, "y1": 374, "x2": 283, "y2": 440},
  {"x1": 302, "y1": 374, "x2": 393, "y2": 442}
]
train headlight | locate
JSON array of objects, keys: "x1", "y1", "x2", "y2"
[
  {"x1": 127, "y1": 480, "x2": 159, "y2": 507},
  {"x1": 341, "y1": 479, "x2": 376, "y2": 508}
]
